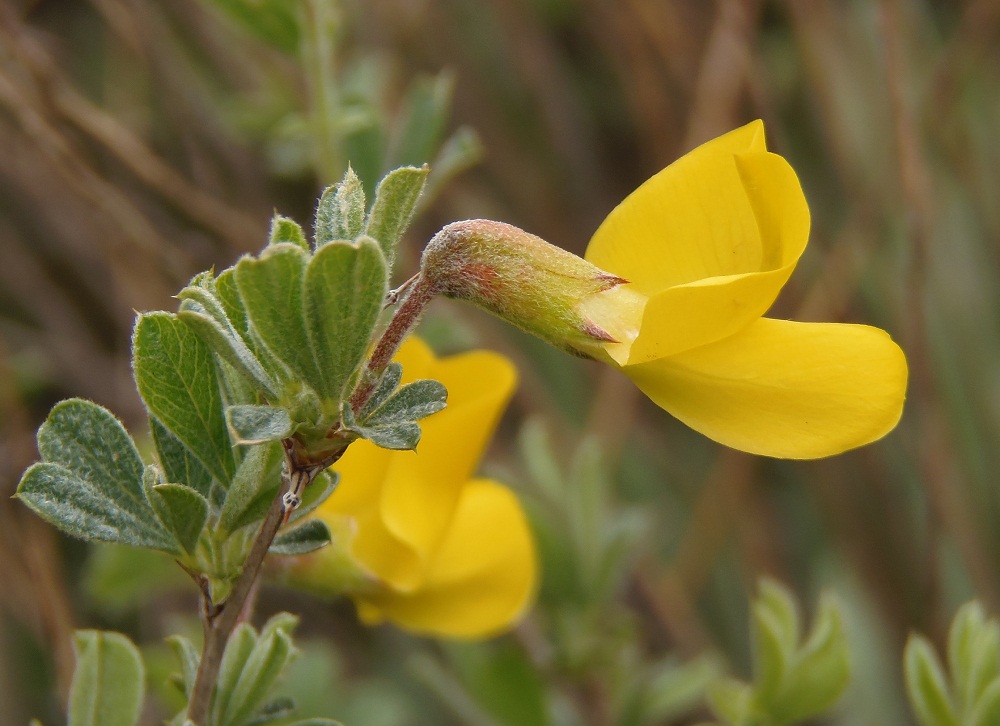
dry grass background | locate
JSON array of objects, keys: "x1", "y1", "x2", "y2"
[{"x1": 2, "y1": 1, "x2": 999, "y2": 724}]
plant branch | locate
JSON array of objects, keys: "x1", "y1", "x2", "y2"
[
  {"x1": 350, "y1": 273, "x2": 439, "y2": 412},
  {"x1": 185, "y1": 475, "x2": 290, "y2": 724},
  {"x1": 185, "y1": 444, "x2": 346, "y2": 724}
]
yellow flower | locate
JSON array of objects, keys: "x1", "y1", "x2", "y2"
[
  {"x1": 290, "y1": 337, "x2": 536, "y2": 639},
  {"x1": 581, "y1": 120, "x2": 908, "y2": 458}
]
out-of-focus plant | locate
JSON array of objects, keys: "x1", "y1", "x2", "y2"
[
  {"x1": 14, "y1": 116, "x2": 906, "y2": 725},
  {"x1": 17, "y1": 167, "x2": 445, "y2": 725},
  {"x1": 201, "y1": 0, "x2": 481, "y2": 207},
  {"x1": 704, "y1": 580, "x2": 850, "y2": 726},
  {"x1": 905, "y1": 601, "x2": 1000, "y2": 726}
]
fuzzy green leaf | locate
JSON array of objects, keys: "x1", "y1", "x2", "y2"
[
  {"x1": 68, "y1": 630, "x2": 145, "y2": 726},
  {"x1": 178, "y1": 298, "x2": 278, "y2": 398},
  {"x1": 17, "y1": 463, "x2": 177, "y2": 552},
  {"x1": 236, "y1": 244, "x2": 324, "y2": 394},
  {"x1": 212, "y1": 624, "x2": 259, "y2": 726},
  {"x1": 35, "y1": 399, "x2": 153, "y2": 526},
  {"x1": 219, "y1": 441, "x2": 282, "y2": 534},
  {"x1": 167, "y1": 634, "x2": 200, "y2": 699},
  {"x1": 352, "y1": 420, "x2": 421, "y2": 450},
  {"x1": 303, "y1": 236, "x2": 387, "y2": 400},
  {"x1": 364, "y1": 165, "x2": 428, "y2": 267},
  {"x1": 362, "y1": 378, "x2": 447, "y2": 427},
  {"x1": 151, "y1": 418, "x2": 213, "y2": 498},
  {"x1": 215, "y1": 268, "x2": 250, "y2": 345},
  {"x1": 226, "y1": 405, "x2": 293, "y2": 444},
  {"x1": 133, "y1": 313, "x2": 236, "y2": 485},
  {"x1": 358, "y1": 362, "x2": 403, "y2": 419},
  {"x1": 315, "y1": 167, "x2": 366, "y2": 247},
  {"x1": 270, "y1": 518, "x2": 332, "y2": 555},
  {"x1": 905, "y1": 635, "x2": 959, "y2": 726},
  {"x1": 220, "y1": 626, "x2": 297, "y2": 726},
  {"x1": 269, "y1": 214, "x2": 309, "y2": 250},
  {"x1": 150, "y1": 483, "x2": 209, "y2": 555}
]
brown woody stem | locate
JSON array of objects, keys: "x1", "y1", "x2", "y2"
[{"x1": 350, "y1": 273, "x2": 439, "y2": 413}]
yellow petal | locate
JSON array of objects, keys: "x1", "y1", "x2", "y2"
[
  {"x1": 586, "y1": 120, "x2": 772, "y2": 293},
  {"x1": 624, "y1": 318, "x2": 908, "y2": 458},
  {"x1": 355, "y1": 479, "x2": 537, "y2": 639},
  {"x1": 322, "y1": 439, "x2": 423, "y2": 590},
  {"x1": 584, "y1": 122, "x2": 811, "y2": 363},
  {"x1": 621, "y1": 150, "x2": 810, "y2": 362},
  {"x1": 380, "y1": 350, "x2": 518, "y2": 583}
]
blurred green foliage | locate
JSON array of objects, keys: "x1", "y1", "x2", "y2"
[{"x1": 3, "y1": 0, "x2": 1000, "y2": 724}]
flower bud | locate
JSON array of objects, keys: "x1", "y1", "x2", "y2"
[{"x1": 420, "y1": 220, "x2": 647, "y2": 359}]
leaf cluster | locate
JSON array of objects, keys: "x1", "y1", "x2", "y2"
[
  {"x1": 16, "y1": 165, "x2": 446, "y2": 592},
  {"x1": 905, "y1": 601, "x2": 1000, "y2": 726},
  {"x1": 704, "y1": 579, "x2": 850, "y2": 726}
]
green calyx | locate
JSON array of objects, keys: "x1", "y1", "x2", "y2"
[{"x1": 419, "y1": 219, "x2": 629, "y2": 355}]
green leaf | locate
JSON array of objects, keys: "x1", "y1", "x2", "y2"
[
  {"x1": 364, "y1": 165, "x2": 428, "y2": 267},
  {"x1": 17, "y1": 463, "x2": 177, "y2": 552},
  {"x1": 133, "y1": 313, "x2": 236, "y2": 485},
  {"x1": 177, "y1": 298, "x2": 278, "y2": 398},
  {"x1": 68, "y1": 630, "x2": 145, "y2": 726},
  {"x1": 219, "y1": 441, "x2": 282, "y2": 534},
  {"x1": 269, "y1": 214, "x2": 309, "y2": 250},
  {"x1": 756, "y1": 579, "x2": 801, "y2": 658},
  {"x1": 200, "y1": 0, "x2": 300, "y2": 54},
  {"x1": 707, "y1": 677, "x2": 754, "y2": 725},
  {"x1": 212, "y1": 624, "x2": 259, "y2": 726},
  {"x1": 35, "y1": 399, "x2": 153, "y2": 528},
  {"x1": 360, "y1": 378, "x2": 447, "y2": 426},
  {"x1": 905, "y1": 635, "x2": 959, "y2": 726},
  {"x1": 772, "y1": 594, "x2": 849, "y2": 724},
  {"x1": 948, "y1": 602, "x2": 1000, "y2": 714},
  {"x1": 358, "y1": 362, "x2": 403, "y2": 418},
  {"x1": 287, "y1": 720, "x2": 343, "y2": 726},
  {"x1": 315, "y1": 166, "x2": 366, "y2": 247},
  {"x1": 226, "y1": 405, "x2": 293, "y2": 444},
  {"x1": 970, "y1": 679, "x2": 1000, "y2": 726},
  {"x1": 151, "y1": 418, "x2": 213, "y2": 499},
  {"x1": 246, "y1": 697, "x2": 296, "y2": 725},
  {"x1": 751, "y1": 597, "x2": 789, "y2": 706},
  {"x1": 388, "y1": 73, "x2": 453, "y2": 168},
  {"x1": 216, "y1": 268, "x2": 251, "y2": 344},
  {"x1": 303, "y1": 237, "x2": 387, "y2": 400},
  {"x1": 424, "y1": 126, "x2": 482, "y2": 204},
  {"x1": 166, "y1": 635, "x2": 200, "y2": 699},
  {"x1": 236, "y1": 244, "x2": 324, "y2": 394},
  {"x1": 949, "y1": 602, "x2": 984, "y2": 711},
  {"x1": 220, "y1": 627, "x2": 297, "y2": 726},
  {"x1": 342, "y1": 404, "x2": 421, "y2": 450},
  {"x1": 259, "y1": 611, "x2": 300, "y2": 641},
  {"x1": 270, "y1": 518, "x2": 332, "y2": 555},
  {"x1": 639, "y1": 656, "x2": 723, "y2": 724},
  {"x1": 150, "y1": 483, "x2": 210, "y2": 554}
]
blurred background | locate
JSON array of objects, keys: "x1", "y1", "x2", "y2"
[{"x1": 1, "y1": 0, "x2": 998, "y2": 723}]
